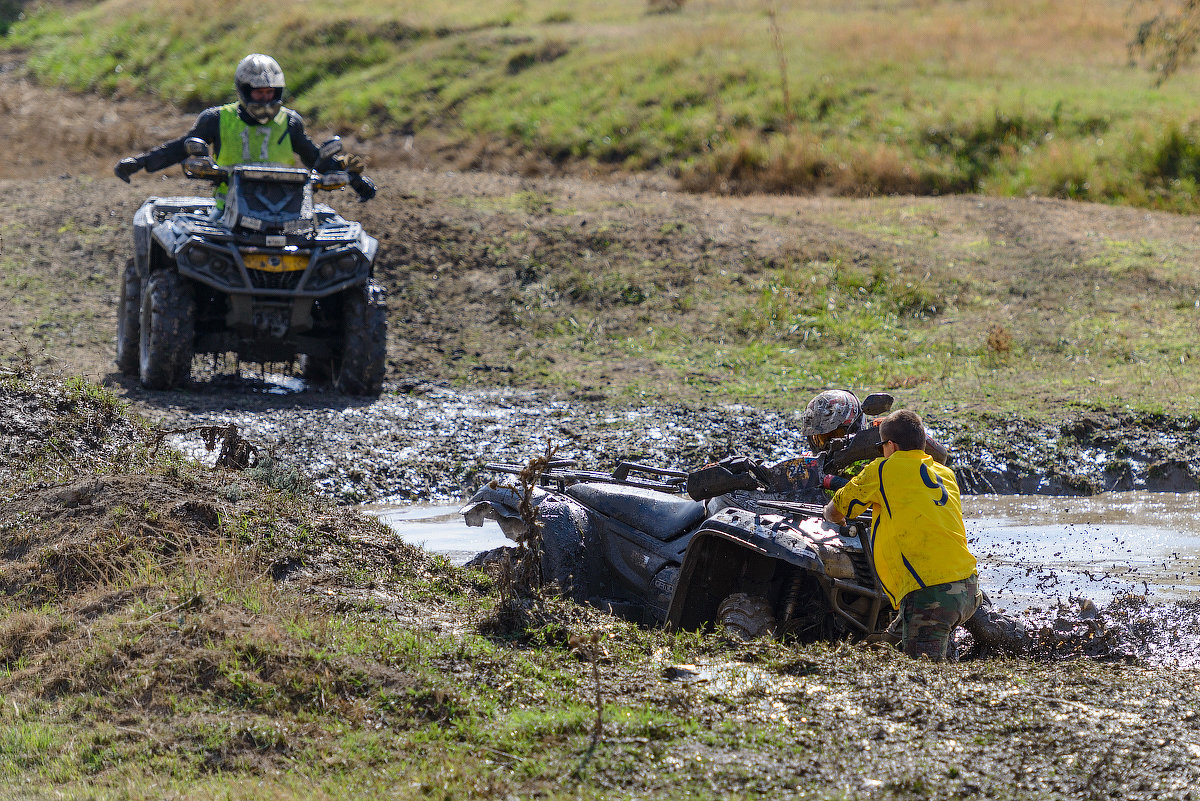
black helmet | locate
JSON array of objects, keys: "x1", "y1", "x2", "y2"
[{"x1": 235, "y1": 53, "x2": 285, "y2": 124}]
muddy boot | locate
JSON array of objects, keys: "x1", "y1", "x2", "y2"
[
  {"x1": 963, "y1": 591, "x2": 1031, "y2": 655},
  {"x1": 865, "y1": 612, "x2": 902, "y2": 646}
]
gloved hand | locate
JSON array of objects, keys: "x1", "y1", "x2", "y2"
[
  {"x1": 114, "y1": 156, "x2": 144, "y2": 183},
  {"x1": 350, "y1": 174, "x2": 376, "y2": 202},
  {"x1": 338, "y1": 153, "x2": 367, "y2": 174}
]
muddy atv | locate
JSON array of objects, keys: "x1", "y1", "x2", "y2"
[
  {"x1": 116, "y1": 137, "x2": 386, "y2": 394},
  {"x1": 462, "y1": 458, "x2": 892, "y2": 641}
]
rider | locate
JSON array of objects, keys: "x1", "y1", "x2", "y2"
[
  {"x1": 800, "y1": 389, "x2": 866, "y2": 455},
  {"x1": 113, "y1": 53, "x2": 375, "y2": 206}
]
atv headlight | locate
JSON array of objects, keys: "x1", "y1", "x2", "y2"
[{"x1": 209, "y1": 255, "x2": 232, "y2": 277}]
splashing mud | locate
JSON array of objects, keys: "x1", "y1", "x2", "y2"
[{"x1": 965, "y1": 493, "x2": 1200, "y2": 665}]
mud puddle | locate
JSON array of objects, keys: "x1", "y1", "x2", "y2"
[
  {"x1": 368, "y1": 492, "x2": 1200, "y2": 601},
  {"x1": 965, "y1": 492, "x2": 1200, "y2": 607},
  {"x1": 362, "y1": 504, "x2": 507, "y2": 566},
  {"x1": 370, "y1": 491, "x2": 1200, "y2": 664}
]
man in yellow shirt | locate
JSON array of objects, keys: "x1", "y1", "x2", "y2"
[{"x1": 824, "y1": 408, "x2": 981, "y2": 660}]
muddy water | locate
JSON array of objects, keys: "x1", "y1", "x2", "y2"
[
  {"x1": 965, "y1": 492, "x2": 1200, "y2": 608},
  {"x1": 363, "y1": 503, "x2": 508, "y2": 566},
  {"x1": 369, "y1": 492, "x2": 1200, "y2": 602},
  {"x1": 370, "y1": 493, "x2": 1200, "y2": 664}
]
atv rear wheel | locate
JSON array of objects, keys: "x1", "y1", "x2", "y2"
[
  {"x1": 115, "y1": 258, "x2": 140, "y2": 376},
  {"x1": 138, "y1": 269, "x2": 196, "y2": 390},
  {"x1": 536, "y1": 500, "x2": 592, "y2": 602},
  {"x1": 334, "y1": 281, "x2": 386, "y2": 396}
]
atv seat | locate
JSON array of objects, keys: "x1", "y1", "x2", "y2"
[{"x1": 565, "y1": 483, "x2": 706, "y2": 541}]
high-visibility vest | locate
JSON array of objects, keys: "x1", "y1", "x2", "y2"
[{"x1": 213, "y1": 102, "x2": 296, "y2": 206}]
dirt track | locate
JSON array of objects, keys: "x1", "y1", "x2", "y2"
[{"x1": 1, "y1": 67, "x2": 1199, "y2": 500}]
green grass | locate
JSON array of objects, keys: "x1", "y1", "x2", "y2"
[
  {"x1": 12, "y1": 0, "x2": 1200, "y2": 209},
  {"x1": 439, "y1": 190, "x2": 1200, "y2": 418}
]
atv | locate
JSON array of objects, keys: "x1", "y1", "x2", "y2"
[
  {"x1": 462, "y1": 455, "x2": 892, "y2": 641},
  {"x1": 462, "y1": 415, "x2": 1032, "y2": 652},
  {"x1": 116, "y1": 137, "x2": 386, "y2": 394}
]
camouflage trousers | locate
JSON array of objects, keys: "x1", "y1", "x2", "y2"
[{"x1": 898, "y1": 574, "x2": 982, "y2": 661}]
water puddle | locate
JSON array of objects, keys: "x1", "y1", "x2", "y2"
[
  {"x1": 367, "y1": 491, "x2": 1200, "y2": 664},
  {"x1": 364, "y1": 504, "x2": 507, "y2": 566},
  {"x1": 965, "y1": 492, "x2": 1200, "y2": 608},
  {"x1": 371, "y1": 492, "x2": 1200, "y2": 599}
]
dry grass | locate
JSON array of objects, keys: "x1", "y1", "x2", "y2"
[{"x1": 680, "y1": 133, "x2": 941, "y2": 196}]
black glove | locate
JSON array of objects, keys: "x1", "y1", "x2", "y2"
[
  {"x1": 114, "y1": 156, "x2": 144, "y2": 183},
  {"x1": 350, "y1": 174, "x2": 376, "y2": 202}
]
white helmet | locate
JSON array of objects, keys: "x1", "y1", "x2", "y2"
[
  {"x1": 799, "y1": 390, "x2": 863, "y2": 451},
  {"x1": 235, "y1": 53, "x2": 285, "y2": 124}
]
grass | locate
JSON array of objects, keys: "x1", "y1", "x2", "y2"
[
  {"x1": 421, "y1": 187, "x2": 1200, "y2": 418},
  {"x1": 12, "y1": 1, "x2": 1200, "y2": 209},
  {"x1": 0, "y1": 372, "x2": 1196, "y2": 798}
]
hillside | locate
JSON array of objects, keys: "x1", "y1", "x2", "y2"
[{"x1": 9, "y1": 0, "x2": 1200, "y2": 210}]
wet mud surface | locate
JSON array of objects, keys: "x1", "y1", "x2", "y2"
[
  {"x1": 144, "y1": 376, "x2": 1200, "y2": 670},
  {"x1": 131, "y1": 375, "x2": 1200, "y2": 505}
]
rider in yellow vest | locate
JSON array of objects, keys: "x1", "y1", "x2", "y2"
[{"x1": 114, "y1": 53, "x2": 374, "y2": 206}]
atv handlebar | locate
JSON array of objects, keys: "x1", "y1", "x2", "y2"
[{"x1": 181, "y1": 156, "x2": 357, "y2": 193}]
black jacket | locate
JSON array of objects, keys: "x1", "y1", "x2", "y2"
[{"x1": 138, "y1": 104, "x2": 321, "y2": 172}]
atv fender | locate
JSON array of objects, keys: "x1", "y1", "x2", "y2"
[
  {"x1": 461, "y1": 484, "x2": 548, "y2": 541},
  {"x1": 667, "y1": 517, "x2": 826, "y2": 632},
  {"x1": 667, "y1": 508, "x2": 887, "y2": 636}
]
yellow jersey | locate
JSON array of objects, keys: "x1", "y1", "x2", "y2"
[{"x1": 831, "y1": 449, "x2": 976, "y2": 609}]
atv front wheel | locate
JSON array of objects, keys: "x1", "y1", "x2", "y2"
[
  {"x1": 115, "y1": 258, "x2": 140, "y2": 376},
  {"x1": 717, "y1": 593, "x2": 776, "y2": 640},
  {"x1": 299, "y1": 353, "x2": 333, "y2": 386},
  {"x1": 335, "y1": 281, "x2": 387, "y2": 395},
  {"x1": 138, "y1": 269, "x2": 196, "y2": 390}
]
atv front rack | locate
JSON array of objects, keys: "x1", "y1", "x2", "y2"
[{"x1": 483, "y1": 460, "x2": 688, "y2": 494}]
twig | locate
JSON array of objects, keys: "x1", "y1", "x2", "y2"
[
  {"x1": 479, "y1": 746, "x2": 525, "y2": 762},
  {"x1": 765, "y1": 2, "x2": 795, "y2": 133},
  {"x1": 1020, "y1": 693, "x2": 1101, "y2": 715},
  {"x1": 47, "y1": 440, "x2": 79, "y2": 476},
  {"x1": 124, "y1": 594, "x2": 202, "y2": 626},
  {"x1": 562, "y1": 632, "x2": 605, "y2": 784},
  {"x1": 113, "y1": 725, "x2": 157, "y2": 741}
]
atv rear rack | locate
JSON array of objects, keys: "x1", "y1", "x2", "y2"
[{"x1": 483, "y1": 460, "x2": 688, "y2": 494}]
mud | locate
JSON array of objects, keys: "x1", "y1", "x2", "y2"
[{"x1": 133, "y1": 376, "x2": 1200, "y2": 506}]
